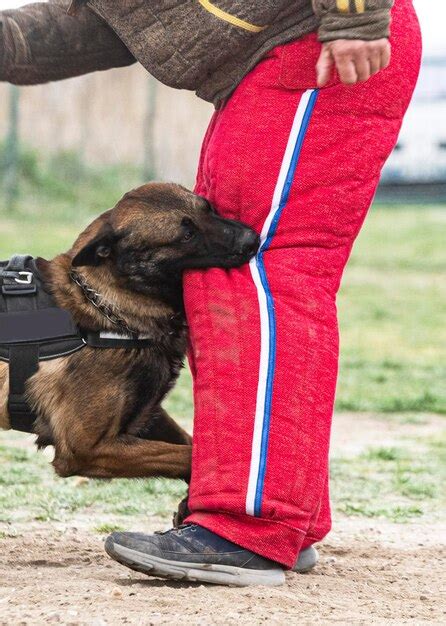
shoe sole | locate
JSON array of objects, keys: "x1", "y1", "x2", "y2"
[{"x1": 105, "y1": 537, "x2": 285, "y2": 587}]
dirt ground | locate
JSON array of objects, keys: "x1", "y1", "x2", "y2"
[
  {"x1": 0, "y1": 518, "x2": 444, "y2": 625},
  {"x1": 1, "y1": 413, "x2": 445, "y2": 625}
]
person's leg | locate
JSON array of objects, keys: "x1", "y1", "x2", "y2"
[
  {"x1": 105, "y1": 0, "x2": 421, "y2": 582},
  {"x1": 183, "y1": 0, "x2": 421, "y2": 567}
]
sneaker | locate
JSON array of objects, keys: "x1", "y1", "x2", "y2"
[
  {"x1": 105, "y1": 524, "x2": 285, "y2": 587},
  {"x1": 293, "y1": 544, "x2": 319, "y2": 573},
  {"x1": 171, "y1": 499, "x2": 318, "y2": 574}
]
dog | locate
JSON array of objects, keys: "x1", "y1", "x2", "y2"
[{"x1": 0, "y1": 183, "x2": 259, "y2": 481}]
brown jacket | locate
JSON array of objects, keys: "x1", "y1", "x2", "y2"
[{"x1": 0, "y1": 0, "x2": 393, "y2": 105}]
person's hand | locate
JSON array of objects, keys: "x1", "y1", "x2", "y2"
[{"x1": 316, "y1": 38, "x2": 391, "y2": 87}]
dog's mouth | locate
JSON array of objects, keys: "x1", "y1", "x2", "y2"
[
  {"x1": 215, "y1": 232, "x2": 260, "y2": 265},
  {"x1": 226, "y1": 251, "x2": 256, "y2": 262},
  {"x1": 208, "y1": 236, "x2": 260, "y2": 266},
  {"x1": 195, "y1": 249, "x2": 258, "y2": 269},
  {"x1": 225, "y1": 242, "x2": 260, "y2": 264}
]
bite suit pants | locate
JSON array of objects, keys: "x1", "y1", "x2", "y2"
[{"x1": 184, "y1": 0, "x2": 421, "y2": 567}]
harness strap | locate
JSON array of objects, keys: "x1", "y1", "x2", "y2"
[
  {"x1": 1, "y1": 255, "x2": 155, "y2": 433},
  {"x1": 3, "y1": 255, "x2": 33, "y2": 273},
  {"x1": 84, "y1": 331, "x2": 153, "y2": 349},
  {"x1": 8, "y1": 344, "x2": 39, "y2": 433}
]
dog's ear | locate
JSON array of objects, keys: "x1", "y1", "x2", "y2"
[{"x1": 72, "y1": 225, "x2": 119, "y2": 267}]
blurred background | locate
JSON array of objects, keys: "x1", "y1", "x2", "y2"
[
  {"x1": 1, "y1": 1, "x2": 445, "y2": 202},
  {"x1": 0, "y1": 1, "x2": 444, "y2": 541}
]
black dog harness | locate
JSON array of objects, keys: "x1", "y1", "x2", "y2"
[{"x1": 0, "y1": 255, "x2": 152, "y2": 433}]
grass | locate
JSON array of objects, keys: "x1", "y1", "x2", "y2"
[
  {"x1": 337, "y1": 206, "x2": 446, "y2": 414},
  {"x1": 0, "y1": 145, "x2": 142, "y2": 254},
  {"x1": 0, "y1": 425, "x2": 444, "y2": 527},
  {"x1": 331, "y1": 436, "x2": 445, "y2": 522},
  {"x1": 1, "y1": 201, "x2": 445, "y2": 417},
  {"x1": 0, "y1": 151, "x2": 445, "y2": 526},
  {"x1": 0, "y1": 438, "x2": 187, "y2": 526}
]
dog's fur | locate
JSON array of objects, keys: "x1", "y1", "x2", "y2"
[{"x1": 0, "y1": 183, "x2": 259, "y2": 480}]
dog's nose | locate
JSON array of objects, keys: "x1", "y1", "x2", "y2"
[{"x1": 238, "y1": 229, "x2": 260, "y2": 256}]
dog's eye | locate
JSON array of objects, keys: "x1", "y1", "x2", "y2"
[{"x1": 182, "y1": 230, "x2": 195, "y2": 242}]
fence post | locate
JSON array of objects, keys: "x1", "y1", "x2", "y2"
[
  {"x1": 142, "y1": 76, "x2": 157, "y2": 181},
  {"x1": 3, "y1": 85, "x2": 20, "y2": 212}
]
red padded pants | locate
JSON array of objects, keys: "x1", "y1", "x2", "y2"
[{"x1": 184, "y1": 0, "x2": 422, "y2": 567}]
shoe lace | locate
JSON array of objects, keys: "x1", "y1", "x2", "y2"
[{"x1": 155, "y1": 524, "x2": 196, "y2": 537}]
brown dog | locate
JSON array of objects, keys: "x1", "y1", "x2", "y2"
[{"x1": 0, "y1": 183, "x2": 259, "y2": 481}]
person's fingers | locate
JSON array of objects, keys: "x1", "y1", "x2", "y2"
[
  {"x1": 322, "y1": 39, "x2": 391, "y2": 86},
  {"x1": 355, "y1": 56, "x2": 371, "y2": 82},
  {"x1": 381, "y1": 41, "x2": 391, "y2": 69},
  {"x1": 334, "y1": 54, "x2": 358, "y2": 85},
  {"x1": 316, "y1": 46, "x2": 334, "y2": 87},
  {"x1": 369, "y1": 50, "x2": 381, "y2": 76}
]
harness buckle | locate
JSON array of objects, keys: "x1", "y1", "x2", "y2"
[
  {"x1": 14, "y1": 271, "x2": 34, "y2": 285},
  {"x1": 1, "y1": 270, "x2": 37, "y2": 296}
]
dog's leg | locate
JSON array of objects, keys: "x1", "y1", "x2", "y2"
[
  {"x1": 53, "y1": 435, "x2": 191, "y2": 480},
  {"x1": 173, "y1": 494, "x2": 191, "y2": 528},
  {"x1": 136, "y1": 406, "x2": 192, "y2": 446}
]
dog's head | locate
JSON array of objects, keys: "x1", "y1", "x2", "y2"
[{"x1": 71, "y1": 183, "x2": 259, "y2": 291}]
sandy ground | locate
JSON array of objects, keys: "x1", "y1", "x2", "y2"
[
  {"x1": 0, "y1": 519, "x2": 445, "y2": 625},
  {"x1": 1, "y1": 413, "x2": 445, "y2": 625}
]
